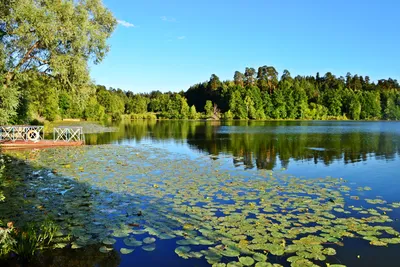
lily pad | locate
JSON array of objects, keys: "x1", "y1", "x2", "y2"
[
  {"x1": 103, "y1": 237, "x2": 117, "y2": 245},
  {"x1": 99, "y1": 246, "x2": 113, "y2": 253},
  {"x1": 143, "y1": 237, "x2": 156, "y2": 244},
  {"x1": 142, "y1": 244, "x2": 156, "y2": 251},
  {"x1": 120, "y1": 248, "x2": 134, "y2": 254},
  {"x1": 239, "y1": 256, "x2": 255, "y2": 266}
]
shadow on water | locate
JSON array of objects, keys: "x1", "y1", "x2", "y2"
[{"x1": 0, "y1": 153, "x2": 212, "y2": 267}]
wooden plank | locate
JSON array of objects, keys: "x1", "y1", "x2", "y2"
[{"x1": 0, "y1": 140, "x2": 84, "y2": 150}]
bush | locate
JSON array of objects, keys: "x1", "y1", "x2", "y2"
[
  {"x1": 111, "y1": 112, "x2": 122, "y2": 121},
  {"x1": 0, "y1": 220, "x2": 59, "y2": 259},
  {"x1": 223, "y1": 110, "x2": 234, "y2": 120},
  {"x1": 130, "y1": 113, "x2": 157, "y2": 120}
]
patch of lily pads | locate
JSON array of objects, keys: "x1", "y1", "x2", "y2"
[{"x1": 2, "y1": 145, "x2": 400, "y2": 267}]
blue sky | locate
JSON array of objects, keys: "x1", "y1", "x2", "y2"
[{"x1": 90, "y1": 0, "x2": 400, "y2": 93}]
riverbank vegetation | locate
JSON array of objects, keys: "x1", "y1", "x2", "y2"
[
  {"x1": 5, "y1": 69, "x2": 400, "y2": 124},
  {"x1": 1, "y1": 1, "x2": 399, "y2": 125}
]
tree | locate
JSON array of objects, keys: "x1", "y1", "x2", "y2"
[
  {"x1": 84, "y1": 96, "x2": 106, "y2": 121},
  {"x1": 266, "y1": 66, "x2": 279, "y2": 93},
  {"x1": 233, "y1": 71, "x2": 244, "y2": 87},
  {"x1": 209, "y1": 74, "x2": 221, "y2": 91},
  {"x1": 189, "y1": 105, "x2": 198, "y2": 119},
  {"x1": 204, "y1": 100, "x2": 213, "y2": 118},
  {"x1": 360, "y1": 91, "x2": 381, "y2": 119},
  {"x1": 1, "y1": 0, "x2": 116, "y2": 123},
  {"x1": 272, "y1": 89, "x2": 286, "y2": 119},
  {"x1": 281, "y1": 69, "x2": 293, "y2": 82},
  {"x1": 244, "y1": 67, "x2": 256, "y2": 86},
  {"x1": 262, "y1": 92, "x2": 273, "y2": 118},
  {"x1": 180, "y1": 97, "x2": 190, "y2": 119},
  {"x1": 229, "y1": 89, "x2": 247, "y2": 119},
  {"x1": 0, "y1": 52, "x2": 19, "y2": 124}
]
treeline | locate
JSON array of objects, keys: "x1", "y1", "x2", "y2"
[
  {"x1": 2, "y1": 0, "x2": 400, "y2": 124},
  {"x1": 185, "y1": 68, "x2": 400, "y2": 120},
  {"x1": 10, "y1": 67, "x2": 400, "y2": 124}
]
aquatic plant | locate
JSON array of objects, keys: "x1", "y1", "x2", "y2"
[
  {"x1": 0, "y1": 222, "x2": 14, "y2": 257},
  {"x1": 10, "y1": 220, "x2": 59, "y2": 259},
  {"x1": 3, "y1": 145, "x2": 400, "y2": 266}
]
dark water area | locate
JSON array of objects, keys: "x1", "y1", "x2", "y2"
[{"x1": 1, "y1": 120, "x2": 400, "y2": 267}]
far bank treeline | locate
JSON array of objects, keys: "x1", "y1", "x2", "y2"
[
  {"x1": 11, "y1": 68, "x2": 400, "y2": 123},
  {"x1": 1, "y1": 1, "x2": 400, "y2": 124}
]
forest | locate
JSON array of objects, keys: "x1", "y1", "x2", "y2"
[
  {"x1": 1, "y1": 0, "x2": 399, "y2": 124},
  {"x1": 5, "y1": 68, "x2": 400, "y2": 124}
]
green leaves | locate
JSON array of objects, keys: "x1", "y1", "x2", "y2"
[
  {"x1": 239, "y1": 256, "x2": 255, "y2": 266},
  {"x1": 2, "y1": 144, "x2": 400, "y2": 266},
  {"x1": 120, "y1": 248, "x2": 134, "y2": 254}
]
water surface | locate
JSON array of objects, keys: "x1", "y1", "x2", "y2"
[{"x1": 2, "y1": 120, "x2": 400, "y2": 267}]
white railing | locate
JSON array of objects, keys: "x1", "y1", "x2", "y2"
[
  {"x1": 0, "y1": 126, "x2": 44, "y2": 142},
  {"x1": 53, "y1": 126, "x2": 85, "y2": 143}
]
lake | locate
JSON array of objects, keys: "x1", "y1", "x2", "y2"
[{"x1": 1, "y1": 120, "x2": 400, "y2": 267}]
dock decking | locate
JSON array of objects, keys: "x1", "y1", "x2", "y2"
[
  {"x1": 0, "y1": 140, "x2": 84, "y2": 150},
  {"x1": 0, "y1": 125, "x2": 85, "y2": 150}
]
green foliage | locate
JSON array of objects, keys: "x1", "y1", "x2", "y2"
[
  {"x1": 1, "y1": 0, "x2": 116, "y2": 123},
  {"x1": 180, "y1": 97, "x2": 190, "y2": 119},
  {"x1": 189, "y1": 105, "x2": 199, "y2": 119},
  {"x1": 130, "y1": 113, "x2": 157, "y2": 120},
  {"x1": 0, "y1": 83, "x2": 20, "y2": 125},
  {"x1": 84, "y1": 97, "x2": 106, "y2": 121},
  {"x1": 0, "y1": 225, "x2": 13, "y2": 257},
  {"x1": 9, "y1": 220, "x2": 58, "y2": 259},
  {"x1": 2, "y1": 57, "x2": 400, "y2": 123},
  {"x1": 223, "y1": 110, "x2": 234, "y2": 120},
  {"x1": 305, "y1": 103, "x2": 329, "y2": 120},
  {"x1": 382, "y1": 90, "x2": 400, "y2": 120},
  {"x1": 204, "y1": 100, "x2": 214, "y2": 118}
]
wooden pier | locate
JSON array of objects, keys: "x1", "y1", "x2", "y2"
[
  {"x1": 0, "y1": 125, "x2": 84, "y2": 150},
  {"x1": 0, "y1": 140, "x2": 84, "y2": 150}
]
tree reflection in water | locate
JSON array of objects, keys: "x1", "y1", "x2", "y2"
[{"x1": 86, "y1": 120, "x2": 400, "y2": 170}]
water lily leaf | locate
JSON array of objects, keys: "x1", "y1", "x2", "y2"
[
  {"x1": 369, "y1": 240, "x2": 387, "y2": 246},
  {"x1": 176, "y1": 239, "x2": 199, "y2": 245},
  {"x1": 120, "y1": 248, "x2": 134, "y2": 254},
  {"x1": 222, "y1": 248, "x2": 240, "y2": 257},
  {"x1": 124, "y1": 237, "x2": 143, "y2": 247},
  {"x1": 142, "y1": 244, "x2": 156, "y2": 251},
  {"x1": 289, "y1": 258, "x2": 318, "y2": 267},
  {"x1": 103, "y1": 237, "x2": 117, "y2": 245},
  {"x1": 159, "y1": 233, "x2": 176, "y2": 239},
  {"x1": 239, "y1": 256, "x2": 255, "y2": 266},
  {"x1": 322, "y1": 247, "x2": 336, "y2": 256},
  {"x1": 143, "y1": 237, "x2": 156, "y2": 244},
  {"x1": 227, "y1": 262, "x2": 244, "y2": 267},
  {"x1": 253, "y1": 252, "x2": 267, "y2": 262},
  {"x1": 99, "y1": 246, "x2": 113, "y2": 253},
  {"x1": 175, "y1": 246, "x2": 191, "y2": 253},
  {"x1": 255, "y1": 263, "x2": 274, "y2": 267}
]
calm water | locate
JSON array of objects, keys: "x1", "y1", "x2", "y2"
[
  {"x1": 91, "y1": 120, "x2": 400, "y2": 267},
  {"x1": 3, "y1": 120, "x2": 400, "y2": 267},
  {"x1": 88, "y1": 120, "x2": 400, "y2": 184}
]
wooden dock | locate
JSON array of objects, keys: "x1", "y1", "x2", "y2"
[
  {"x1": 0, "y1": 140, "x2": 84, "y2": 150},
  {"x1": 0, "y1": 125, "x2": 85, "y2": 150}
]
